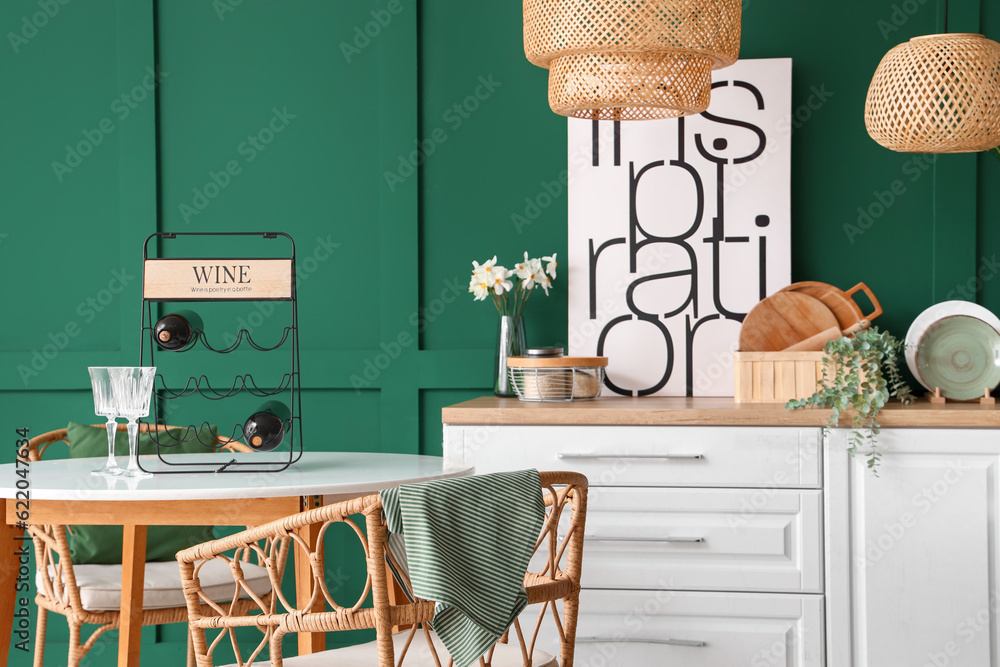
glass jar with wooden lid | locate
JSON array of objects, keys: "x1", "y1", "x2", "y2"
[{"x1": 506, "y1": 356, "x2": 608, "y2": 401}]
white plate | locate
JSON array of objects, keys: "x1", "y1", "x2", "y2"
[{"x1": 905, "y1": 301, "x2": 1000, "y2": 391}]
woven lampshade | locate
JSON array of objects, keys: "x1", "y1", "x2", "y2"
[
  {"x1": 865, "y1": 33, "x2": 1000, "y2": 153},
  {"x1": 523, "y1": 0, "x2": 742, "y2": 120}
]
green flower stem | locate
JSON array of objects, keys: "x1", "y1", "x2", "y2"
[{"x1": 492, "y1": 284, "x2": 533, "y2": 317}]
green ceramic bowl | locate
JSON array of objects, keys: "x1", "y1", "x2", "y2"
[{"x1": 916, "y1": 315, "x2": 1000, "y2": 400}]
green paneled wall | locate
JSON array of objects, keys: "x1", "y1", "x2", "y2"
[{"x1": 2, "y1": 0, "x2": 998, "y2": 663}]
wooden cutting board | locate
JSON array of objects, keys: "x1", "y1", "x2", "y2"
[
  {"x1": 779, "y1": 281, "x2": 882, "y2": 330},
  {"x1": 739, "y1": 292, "x2": 840, "y2": 352}
]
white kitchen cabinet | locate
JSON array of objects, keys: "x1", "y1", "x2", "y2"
[
  {"x1": 444, "y1": 397, "x2": 1000, "y2": 667},
  {"x1": 572, "y1": 590, "x2": 825, "y2": 667},
  {"x1": 449, "y1": 424, "x2": 822, "y2": 487},
  {"x1": 826, "y1": 428, "x2": 1000, "y2": 667},
  {"x1": 443, "y1": 422, "x2": 826, "y2": 667},
  {"x1": 518, "y1": 589, "x2": 825, "y2": 667},
  {"x1": 568, "y1": 486, "x2": 823, "y2": 593}
]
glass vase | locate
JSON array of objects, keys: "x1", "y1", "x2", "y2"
[{"x1": 494, "y1": 314, "x2": 526, "y2": 397}]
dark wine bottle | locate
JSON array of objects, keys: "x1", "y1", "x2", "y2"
[
  {"x1": 153, "y1": 310, "x2": 204, "y2": 351},
  {"x1": 243, "y1": 400, "x2": 291, "y2": 452}
]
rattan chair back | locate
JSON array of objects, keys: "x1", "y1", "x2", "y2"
[{"x1": 178, "y1": 470, "x2": 589, "y2": 666}]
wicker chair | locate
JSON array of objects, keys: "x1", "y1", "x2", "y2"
[
  {"x1": 22, "y1": 424, "x2": 288, "y2": 667},
  {"x1": 178, "y1": 470, "x2": 588, "y2": 666}
]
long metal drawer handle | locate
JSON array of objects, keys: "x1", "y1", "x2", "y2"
[
  {"x1": 579, "y1": 637, "x2": 707, "y2": 648},
  {"x1": 557, "y1": 453, "x2": 704, "y2": 460},
  {"x1": 587, "y1": 536, "x2": 705, "y2": 543}
]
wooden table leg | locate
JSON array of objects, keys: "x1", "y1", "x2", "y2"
[
  {"x1": 0, "y1": 499, "x2": 26, "y2": 666},
  {"x1": 387, "y1": 562, "x2": 413, "y2": 633},
  {"x1": 295, "y1": 495, "x2": 325, "y2": 655},
  {"x1": 118, "y1": 524, "x2": 147, "y2": 667}
]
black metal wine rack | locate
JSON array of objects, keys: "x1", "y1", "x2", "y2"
[{"x1": 137, "y1": 231, "x2": 303, "y2": 474}]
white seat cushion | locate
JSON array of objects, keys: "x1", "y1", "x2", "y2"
[
  {"x1": 227, "y1": 629, "x2": 557, "y2": 666},
  {"x1": 37, "y1": 559, "x2": 272, "y2": 611}
]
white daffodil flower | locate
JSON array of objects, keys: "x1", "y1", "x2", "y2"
[
  {"x1": 521, "y1": 269, "x2": 540, "y2": 290},
  {"x1": 543, "y1": 253, "x2": 558, "y2": 279},
  {"x1": 472, "y1": 255, "x2": 498, "y2": 280},
  {"x1": 491, "y1": 266, "x2": 513, "y2": 294},
  {"x1": 470, "y1": 277, "x2": 492, "y2": 301},
  {"x1": 469, "y1": 253, "x2": 555, "y2": 307},
  {"x1": 514, "y1": 252, "x2": 538, "y2": 283},
  {"x1": 514, "y1": 251, "x2": 529, "y2": 275}
]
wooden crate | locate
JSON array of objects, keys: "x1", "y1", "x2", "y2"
[{"x1": 734, "y1": 351, "x2": 825, "y2": 403}]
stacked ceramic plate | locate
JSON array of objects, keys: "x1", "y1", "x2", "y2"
[{"x1": 905, "y1": 301, "x2": 1000, "y2": 400}]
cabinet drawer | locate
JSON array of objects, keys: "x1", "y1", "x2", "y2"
[
  {"x1": 520, "y1": 590, "x2": 825, "y2": 667},
  {"x1": 556, "y1": 487, "x2": 823, "y2": 593},
  {"x1": 456, "y1": 425, "x2": 822, "y2": 487}
]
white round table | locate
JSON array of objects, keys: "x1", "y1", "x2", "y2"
[
  {"x1": 0, "y1": 451, "x2": 472, "y2": 501},
  {"x1": 0, "y1": 452, "x2": 474, "y2": 666}
]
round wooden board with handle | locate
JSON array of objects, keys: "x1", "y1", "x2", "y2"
[
  {"x1": 779, "y1": 281, "x2": 882, "y2": 330},
  {"x1": 739, "y1": 292, "x2": 840, "y2": 352}
]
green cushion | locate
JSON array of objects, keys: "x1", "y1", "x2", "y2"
[{"x1": 66, "y1": 422, "x2": 219, "y2": 564}]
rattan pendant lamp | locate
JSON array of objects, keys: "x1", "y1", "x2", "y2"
[
  {"x1": 865, "y1": 2, "x2": 1000, "y2": 153},
  {"x1": 523, "y1": 0, "x2": 742, "y2": 121}
]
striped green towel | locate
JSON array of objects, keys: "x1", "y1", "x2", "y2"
[{"x1": 380, "y1": 469, "x2": 545, "y2": 667}]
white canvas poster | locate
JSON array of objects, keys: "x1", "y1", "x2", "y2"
[{"x1": 568, "y1": 58, "x2": 792, "y2": 397}]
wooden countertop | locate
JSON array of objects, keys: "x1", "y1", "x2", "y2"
[{"x1": 442, "y1": 396, "x2": 1000, "y2": 428}]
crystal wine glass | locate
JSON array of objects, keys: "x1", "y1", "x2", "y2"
[
  {"x1": 87, "y1": 367, "x2": 122, "y2": 477},
  {"x1": 109, "y1": 366, "x2": 157, "y2": 479}
]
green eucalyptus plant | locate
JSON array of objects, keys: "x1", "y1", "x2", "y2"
[{"x1": 786, "y1": 327, "x2": 914, "y2": 473}]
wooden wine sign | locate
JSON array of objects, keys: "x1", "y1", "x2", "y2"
[{"x1": 143, "y1": 258, "x2": 293, "y2": 301}]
